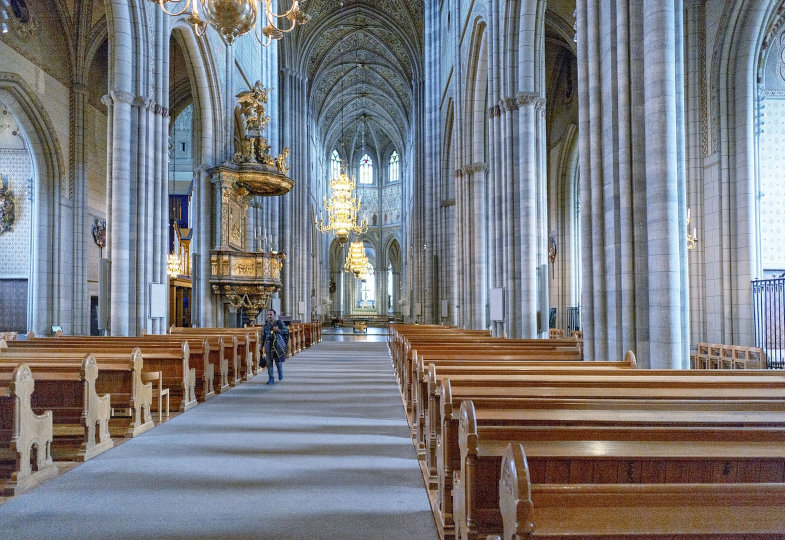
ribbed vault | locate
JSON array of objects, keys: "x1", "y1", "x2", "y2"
[{"x1": 295, "y1": 0, "x2": 423, "y2": 165}]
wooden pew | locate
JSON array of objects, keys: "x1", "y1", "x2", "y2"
[
  {"x1": 453, "y1": 399, "x2": 785, "y2": 539},
  {"x1": 170, "y1": 327, "x2": 257, "y2": 382},
  {"x1": 433, "y1": 372, "x2": 785, "y2": 539},
  {"x1": 411, "y1": 358, "x2": 636, "y2": 464},
  {"x1": 5, "y1": 338, "x2": 199, "y2": 411},
  {"x1": 0, "y1": 363, "x2": 58, "y2": 495},
  {"x1": 0, "y1": 348, "x2": 154, "y2": 438},
  {"x1": 415, "y1": 358, "x2": 635, "y2": 474},
  {"x1": 401, "y1": 344, "x2": 582, "y2": 412},
  {"x1": 155, "y1": 333, "x2": 232, "y2": 390},
  {"x1": 454, "y1": 398, "x2": 785, "y2": 540},
  {"x1": 412, "y1": 354, "x2": 636, "y2": 451},
  {"x1": 19, "y1": 355, "x2": 113, "y2": 461},
  {"x1": 398, "y1": 339, "x2": 580, "y2": 387},
  {"x1": 497, "y1": 443, "x2": 785, "y2": 539}
]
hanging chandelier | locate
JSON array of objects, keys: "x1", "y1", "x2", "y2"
[
  {"x1": 167, "y1": 251, "x2": 183, "y2": 278},
  {"x1": 344, "y1": 239, "x2": 371, "y2": 279},
  {"x1": 316, "y1": 171, "x2": 368, "y2": 244},
  {"x1": 154, "y1": 0, "x2": 310, "y2": 45}
]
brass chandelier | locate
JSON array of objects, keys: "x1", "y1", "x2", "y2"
[
  {"x1": 317, "y1": 171, "x2": 368, "y2": 244},
  {"x1": 344, "y1": 239, "x2": 371, "y2": 279},
  {"x1": 155, "y1": 0, "x2": 310, "y2": 45}
]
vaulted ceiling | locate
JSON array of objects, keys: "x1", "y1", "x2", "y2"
[{"x1": 293, "y1": 0, "x2": 424, "y2": 165}]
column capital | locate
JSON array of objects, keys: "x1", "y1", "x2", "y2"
[
  {"x1": 154, "y1": 104, "x2": 171, "y2": 118},
  {"x1": 516, "y1": 91, "x2": 545, "y2": 108},
  {"x1": 499, "y1": 97, "x2": 519, "y2": 113},
  {"x1": 461, "y1": 162, "x2": 487, "y2": 175},
  {"x1": 133, "y1": 96, "x2": 155, "y2": 110},
  {"x1": 109, "y1": 89, "x2": 135, "y2": 105}
]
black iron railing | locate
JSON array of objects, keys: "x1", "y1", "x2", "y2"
[
  {"x1": 752, "y1": 277, "x2": 785, "y2": 369},
  {"x1": 566, "y1": 306, "x2": 581, "y2": 334}
]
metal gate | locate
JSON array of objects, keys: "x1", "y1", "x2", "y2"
[{"x1": 752, "y1": 277, "x2": 785, "y2": 369}]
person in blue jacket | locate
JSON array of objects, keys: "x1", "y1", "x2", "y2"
[{"x1": 260, "y1": 308, "x2": 289, "y2": 384}]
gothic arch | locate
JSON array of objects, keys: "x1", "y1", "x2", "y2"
[
  {"x1": 551, "y1": 123, "x2": 580, "y2": 324},
  {"x1": 385, "y1": 237, "x2": 402, "y2": 316},
  {"x1": 707, "y1": 0, "x2": 782, "y2": 344},
  {"x1": 168, "y1": 21, "x2": 223, "y2": 327},
  {"x1": 0, "y1": 72, "x2": 66, "y2": 334},
  {"x1": 169, "y1": 24, "x2": 221, "y2": 167},
  {"x1": 465, "y1": 20, "x2": 489, "y2": 164}
]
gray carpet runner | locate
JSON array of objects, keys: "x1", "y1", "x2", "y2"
[{"x1": 0, "y1": 340, "x2": 437, "y2": 539}]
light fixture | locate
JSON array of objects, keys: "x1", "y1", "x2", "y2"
[
  {"x1": 167, "y1": 251, "x2": 183, "y2": 278},
  {"x1": 344, "y1": 239, "x2": 371, "y2": 279},
  {"x1": 317, "y1": 171, "x2": 368, "y2": 244},
  {"x1": 168, "y1": 221, "x2": 183, "y2": 278},
  {"x1": 686, "y1": 207, "x2": 698, "y2": 250},
  {"x1": 154, "y1": 0, "x2": 309, "y2": 45}
]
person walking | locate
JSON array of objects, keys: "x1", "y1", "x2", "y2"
[{"x1": 260, "y1": 308, "x2": 289, "y2": 384}]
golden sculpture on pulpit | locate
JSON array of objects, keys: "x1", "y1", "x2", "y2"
[
  {"x1": 208, "y1": 80, "x2": 294, "y2": 319},
  {"x1": 229, "y1": 81, "x2": 294, "y2": 196}
]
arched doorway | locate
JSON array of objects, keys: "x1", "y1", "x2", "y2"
[
  {"x1": 386, "y1": 238, "x2": 401, "y2": 320},
  {"x1": 756, "y1": 23, "x2": 785, "y2": 277},
  {"x1": 0, "y1": 96, "x2": 32, "y2": 333}
]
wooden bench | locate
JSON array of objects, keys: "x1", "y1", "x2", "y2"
[
  {"x1": 6, "y1": 338, "x2": 199, "y2": 412},
  {"x1": 0, "y1": 363, "x2": 58, "y2": 495},
  {"x1": 0, "y1": 348, "x2": 154, "y2": 438},
  {"x1": 691, "y1": 342, "x2": 767, "y2": 370},
  {"x1": 397, "y1": 339, "x2": 580, "y2": 385},
  {"x1": 411, "y1": 357, "x2": 637, "y2": 463},
  {"x1": 141, "y1": 371, "x2": 170, "y2": 424},
  {"x1": 453, "y1": 399, "x2": 785, "y2": 539},
  {"x1": 401, "y1": 343, "x2": 582, "y2": 409},
  {"x1": 497, "y1": 443, "x2": 785, "y2": 539},
  {"x1": 170, "y1": 327, "x2": 257, "y2": 383},
  {"x1": 0, "y1": 331, "x2": 17, "y2": 341},
  {"x1": 303, "y1": 321, "x2": 322, "y2": 347},
  {"x1": 415, "y1": 358, "x2": 636, "y2": 476},
  {"x1": 17, "y1": 355, "x2": 113, "y2": 461},
  {"x1": 433, "y1": 372, "x2": 785, "y2": 538},
  {"x1": 455, "y1": 399, "x2": 785, "y2": 539}
]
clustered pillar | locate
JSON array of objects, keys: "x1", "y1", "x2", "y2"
[{"x1": 577, "y1": 0, "x2": 689, "y2": 368}]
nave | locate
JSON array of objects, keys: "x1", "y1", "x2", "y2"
[{"x1": 0, "y1": 339, "x2": 437, "y2": 540}]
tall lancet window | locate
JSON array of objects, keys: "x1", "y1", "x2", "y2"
[
  {"x1": 359, "y1": 154, "x2": 373, "y2": 184},
  {"x1": 389, "y1": 151, "x2": 399, "y2": 183},
  {"x1": 330, "y1": 149, "x2": 341, "y2": 180}
]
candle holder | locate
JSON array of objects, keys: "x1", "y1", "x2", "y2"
[{"x1": 686, "y1": 208, "x2": 698, "y2": 250}]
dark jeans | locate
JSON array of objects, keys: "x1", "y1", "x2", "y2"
[{"x1": 267, "y1": 356, "x2": 282, "y2": 379}]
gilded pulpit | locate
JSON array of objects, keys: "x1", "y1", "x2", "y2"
[{"x1": 208, "y1": 82, "x2": 293, "y2": 321}]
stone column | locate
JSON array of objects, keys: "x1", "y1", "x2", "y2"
[
  {"x1": 643, "y1": 0, "x2": 689, "y2": 368},
  {"x1": 498, "y1": 97, "x2": 519, "y2": 337},
  {"x1": 576, "y1": 0, "x2": 687, "y2": 366},
  {"x1": 70, "y1": 82, "x2": 89, "y2": 334},
  {"x1": 106, "y1": 89, "x2": 134, "y2": 336},
  {"x1": 516, "y1": 93, "x2": 542, "y2": 338},
  {"x1": 133, "y1": 95, "x2": 148, "y2": 335}
]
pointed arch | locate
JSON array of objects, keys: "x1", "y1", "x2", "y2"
[
  {"x1": 0, "y1": 72, "x2": 66, "y2": 334},
  {"x1": 465, "y1": 19, "x2": 489, "y2": 164}
]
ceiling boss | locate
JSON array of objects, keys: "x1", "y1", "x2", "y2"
[{"x1": 154, "y1": 0, "x2": 310, "y2": 45}]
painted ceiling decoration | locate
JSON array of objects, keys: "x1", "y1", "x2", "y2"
[{"x1": 292, "y1": 0, "x2": 423, "y2": 164}]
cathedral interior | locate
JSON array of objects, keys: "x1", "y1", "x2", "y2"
[
  {"x1": 1, "y1": 1, "x2": 785, "y2": 537},
  {"x1": 1, "y1": 0, "x2": 784, "y2": 369}
]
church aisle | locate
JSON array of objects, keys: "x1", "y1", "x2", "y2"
[{"x1": 0, "y1": 341, "x2": 437, "y2": 540}]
